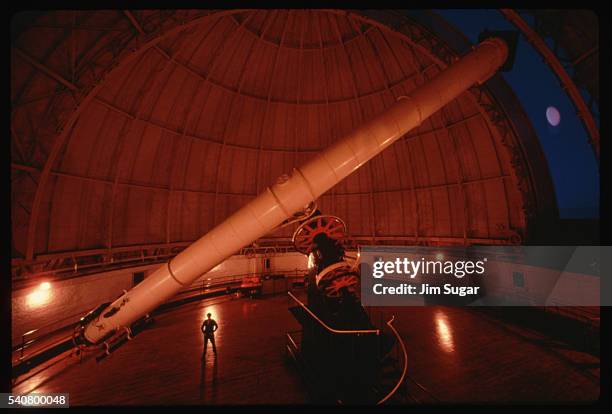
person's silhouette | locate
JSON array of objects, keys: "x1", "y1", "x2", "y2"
[{"x1": 201, "y1": 312, "x2": 218, "y2": 357}]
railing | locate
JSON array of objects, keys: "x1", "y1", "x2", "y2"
[
  {"x1": 365, "y1": 307, "x2": 439, "y2": 404},
  {"x1": 285, "y1": 330, "x2": 307, "y2": 368},
  {"x1": 286, "y1": 331, "x2": 299, "y2": 351},
  {"x1": 11, "y1": 241, "x2": 302, "y2": 285},
  {"x1": 287, "y1": 291, "x2": 412, "y2": 404},
  {"x1": 286, "y1": 291, "x2": 382, "y2": 403},
  {"x1": 17, "y1": 329, "x2": 37, "y2": 361},
  {"x1": 287, "y1": 291, "x2": 379, "y2": 335},
  {"x1": 189, "y1": 269, "x2": 307, "y2": 295},
  {"x1": 376, "y1": 316, "x2": 408, "y2": 405},
  {"x1": 13, "y1": 233, "x2": 516, "y2": 283}
]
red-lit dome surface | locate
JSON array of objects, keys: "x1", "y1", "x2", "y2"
[{"x1": 11, "y1": 10, "x2": 555, "y2": 280}]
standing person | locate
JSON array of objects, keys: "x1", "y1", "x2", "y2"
[{"x1": 201, "y1": 312, "x2": 218, "y2": 357}]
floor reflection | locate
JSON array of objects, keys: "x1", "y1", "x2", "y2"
[
  {"x1": 434, "y1": 309, "x2": 455, "y2": 353},
  {"x1": 199, "y1": 353, "x2": 218, "y2": 403}
]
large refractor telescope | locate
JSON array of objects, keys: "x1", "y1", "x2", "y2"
[{"x1": 78, "y1": 38, "x2": 508, "y2": 345}]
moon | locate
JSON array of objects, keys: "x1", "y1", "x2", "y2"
[{"x1": 546, "y1": 106, "x2": 561, "y2": 126}]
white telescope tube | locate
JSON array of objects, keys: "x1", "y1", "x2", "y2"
[{"x1": 83, "y1": 38, "x2": 508, "y2": 344}]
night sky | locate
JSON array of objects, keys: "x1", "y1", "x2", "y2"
[{"x1": 434, "y1": 9, "x2": 599, "y2": 219}]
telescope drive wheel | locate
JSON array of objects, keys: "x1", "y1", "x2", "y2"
[
  {"x1": 316, "y1": 262, "x2": 360, "y2": 299},
  {"x1": 292, "y1": 215, "x2": 347, "y2": 255}
]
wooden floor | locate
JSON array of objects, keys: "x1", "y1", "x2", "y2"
[
  {"x1": 368, "y1": 306, "x2": 599, "y2": 403},
  {"x1": 12, "y1": 291, "x2": 599, "y2": 405},
  {"x1": 12, "y1": 294, "x2": 308, "y2": 405}
]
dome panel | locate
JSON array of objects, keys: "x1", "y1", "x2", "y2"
[
  {"x1": 417, "y1": 132, "x2": 448, "y2": 187},
  {"x1": 406, "y1": 138, "x2": 431, "y2": 189},
  {"x1": 114, "y1": 121, "x2": 147, "y2": 181},
  {"x1": 76, "y1": 181, "x2": 112, "y2": 250},
  {"x1": 182, "y1": 138, "x2": 220, "y2": 192},
  {"x1": 60, "y1": 104, "x2": 110, "y2": 176},
  {"x1": 466, "y1": 185, "x2": 490, "y2": 238},
  {"x1": 416, "y1": 189, "x2": 435, "y2": 237},
  {"x1": 431, "y1": 187, "x2": 453, "y2": 236},
  {"x1": 298, "y1": 49, "x2": 327, "y2": 103},
  {"x1": 268, "y1": 46, "x2": 301, "y2": 102},
  {"x1": 168, "y1": 75, "x2": 203, "y2": 132},
  {"x1": 346, "y1": 37, "x2": 387, "y2": 96},
  {"x1": 148, "y1": 133, "x2": 180, "y2": 188},
  {"x1": 172, "y1": 192, "x2": 203, "y2": 241},
  {"x1": 47, "y1": 175, "x2": 84, "y2": 252},
  {"x1": 447, "y1": 186, "x2": 465, "y2": 238},
  {"x1": 483, "y1": 179, "x2": 511, "y2": 237},
  {"x1": 187, "y1": 17, "x2": 237, "y2": 76},
  {"x1": 464, "y1": 117, "x2": 503, "y2": 178},
  {"x1": 81, "y1": 110, "x2": 128, "y2": 180},
  {"x1": 129, "y1": 124, "x2": 163, "y2": 185},
  {"x1": 112, "y1": 186, "x2": 167, "y2": 246},
  {"x1": 150, "y1": 68, "x2": 190, "y2": 126}
]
